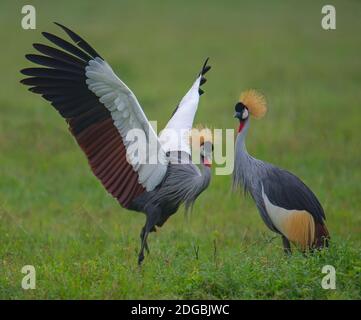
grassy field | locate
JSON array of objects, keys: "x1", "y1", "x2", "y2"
[{"x1": 0, "y1": 0, "x2": 360, "y2": 299}]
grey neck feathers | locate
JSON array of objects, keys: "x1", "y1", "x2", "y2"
[
  {"x1": 184, "y1": 161, "x2": 211, "y2": 212},
  {"x1": 200, "y1": 162, "x2": 211, "y2": 187},
  {"x1": 233, "y1": 119, "x2": 263, "y2": 193}
]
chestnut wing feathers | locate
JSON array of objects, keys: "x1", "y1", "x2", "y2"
[{"x1": 20, "y1": 23, "x2": 168, "y2": 207}]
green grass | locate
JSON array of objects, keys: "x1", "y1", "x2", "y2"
[{"x1": 0, "y1": 0, "x2": 360, "y2": 299}]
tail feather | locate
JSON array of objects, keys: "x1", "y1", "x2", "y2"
[{"x1": 314, "y1": 223, "x2": 330, "y2": 248}]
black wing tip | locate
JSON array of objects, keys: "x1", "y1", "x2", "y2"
[
  {"x1": 53, "y1": 21, "x2": 66, "y2": 30},
  {"x1": 32, "y1": 43, "x2": 42, "y2": 50},
  {"x1": 20, "y1": 68, "x2": 29, "y2": 76},
  {"x1": 24, "y1": 53, "x2": 42, "y2": 64},
  {"x1": 41, "y1": 32, "x2": 55, "y2": 44},
  {"x1": 41, "y1": 31, "x2": 57, "y2": 40},
  {"x1": 53, "y1": 22, "x2": 74, "y2": 37},
  {"x1": 53, "y1": 21, "x2": 103, "y2": 60},
  {"x1": 53, "y1": 22, "x2": 78, "y2": 38},
  {"x1": 203, "y1": 65, "x2": 211, "y2": 74},
  {"x1": 198, "y1": 57, "x2": 211, "y2": 96},
  {"x1": 19, "y1": 76, "x2": 36, "y2": 88},
  {"x1": 200, "y1": 57, "x2": 211, "y2": 76},
  {"x1": 24, "y1": 54, "x2": 33, "y2": 61},
  {"x1": 203, "y1": 57, "x2": 210, "y2": 67}
]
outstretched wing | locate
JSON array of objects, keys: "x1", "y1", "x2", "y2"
[
  {"x1": 20, "y1": 23, "x2": 168, "y2": 207},
  {"x1": 159, "y1": 58, "x2": 211, "y2": 155}
]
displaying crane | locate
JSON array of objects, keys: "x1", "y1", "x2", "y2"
[{"x1": 21, "y1": 23, "x2": 212, "y2": 264}]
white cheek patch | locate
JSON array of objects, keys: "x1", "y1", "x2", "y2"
[{"x1": 242, "y1": 109, "x2": 249, "y2": 119}]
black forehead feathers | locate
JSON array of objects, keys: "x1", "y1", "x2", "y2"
[{"x1": 235, "y1": 102, "x2": 247, "y2": 112}]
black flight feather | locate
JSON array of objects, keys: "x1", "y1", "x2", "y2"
[
  {"x1": 21, "y1": 77, "x2": 82, "y2": 87},
  {"x1": 54, "y1": 22, "x2": 103, "y2": 59},
  {"x1": 25, "y1": 54, "x2": 84, "y2": 73},
  {"x1": 42, "y1": 32, "x2": 93, "y2": 62},
  {"x1": 20, "y1": 67, "x2": 84, "y2": 80},
  {"x1": 32, "y1": 43, "x2": 87, "y2": 67}
]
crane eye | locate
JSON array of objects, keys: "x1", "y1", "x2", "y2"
[{"x1": 242, "y1": 108, "x2": 249, "y2": 119}]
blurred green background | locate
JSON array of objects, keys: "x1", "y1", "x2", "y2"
[{"x1": 0, "y1": 0, "x2": 360, "y2": 299}]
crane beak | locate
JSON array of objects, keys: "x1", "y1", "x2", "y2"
[
  {"x1": 203, "y1": 158, "x2": 211, "y2": 167},
  {"x1": 234, "y1": 111, "x2": 242, "y2": 119}
]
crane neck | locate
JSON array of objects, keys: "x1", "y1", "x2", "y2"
[
  {"x1": 200, "y1": 159, "x2": 212, "y2": 180},
  {"x1": 198, "y1": 157, "x2": 211, "y2": 194},
  {"x1": 236, "y1": 119, "x2": 250, "y2": 156},
  {"x1": 233, "y1": 119, "x2": 254, "y2": 190}
]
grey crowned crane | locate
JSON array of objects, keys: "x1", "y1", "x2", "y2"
[
  {"x1": 233, "y1": 90, "x2": 329, "y2": 253},
  {"x1": 20, "y1": 23, "x2": 212, "y2": 265}
]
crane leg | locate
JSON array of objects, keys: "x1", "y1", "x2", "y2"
[
  {"x1": 140, "y1": 227, "x2": 150, "y2": 254},
  {"x1": 282, "y1": 236, "x2": 292, "y2": 255},
  {"x1": 138, "y1": 209, "x2": 159, "y2": 266},
  {"x1": 139, "y1": 225, "x2": 157, "y2": 256}
]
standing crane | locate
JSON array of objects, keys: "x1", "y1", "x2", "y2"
[
  {"x1": 232, "y1": 90, "x2": 329, "y2": 253},
  {"x1": 20, "y1": 23, "x2": 212, "y2": 265}
]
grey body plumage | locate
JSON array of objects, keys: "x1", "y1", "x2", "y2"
[
  {"x1": 233, "y1": 96, "x2": 329, "y2": 252},
  {"x1": 234, "y1": 121, "x2": 325, "y2": 230},
  {"x1": 130, "y1": 151, "x2": 211, "y2": 224},
  {"x1": 233, "y1": 120, "x2": 279, "y2": 232},
  {"x1": 130, "y1": 151, "x2": 211, "y2": 263}
]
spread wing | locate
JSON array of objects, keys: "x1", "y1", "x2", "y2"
[
  {"x1": 20, "y1": 23, "x2": 168, "y2": 207},
  {"x1": 159, "y1": 58, "x2": 211, "y2": 155}
]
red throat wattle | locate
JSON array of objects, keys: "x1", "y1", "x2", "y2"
[
  {"x1": 238, "y1": 121, "x2": 245, "y2": 133},
  {"x1": 203, "y1": 158, "x2": 211, "y2": 167}
]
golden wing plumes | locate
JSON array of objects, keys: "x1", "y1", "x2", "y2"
[{"x1": 240, "y1": 89, "x2": 267, "y2": 119}]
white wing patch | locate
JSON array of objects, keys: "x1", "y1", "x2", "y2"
[
  {"x1": 85, "y1": 57, "x2": 168, "y2": 191},
  {"x1": 262, "y1": 186, "x2": 292, "y2": 235},
  {"x1": 159, "y1": 76, "x2": 202, "y2": 155}
]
